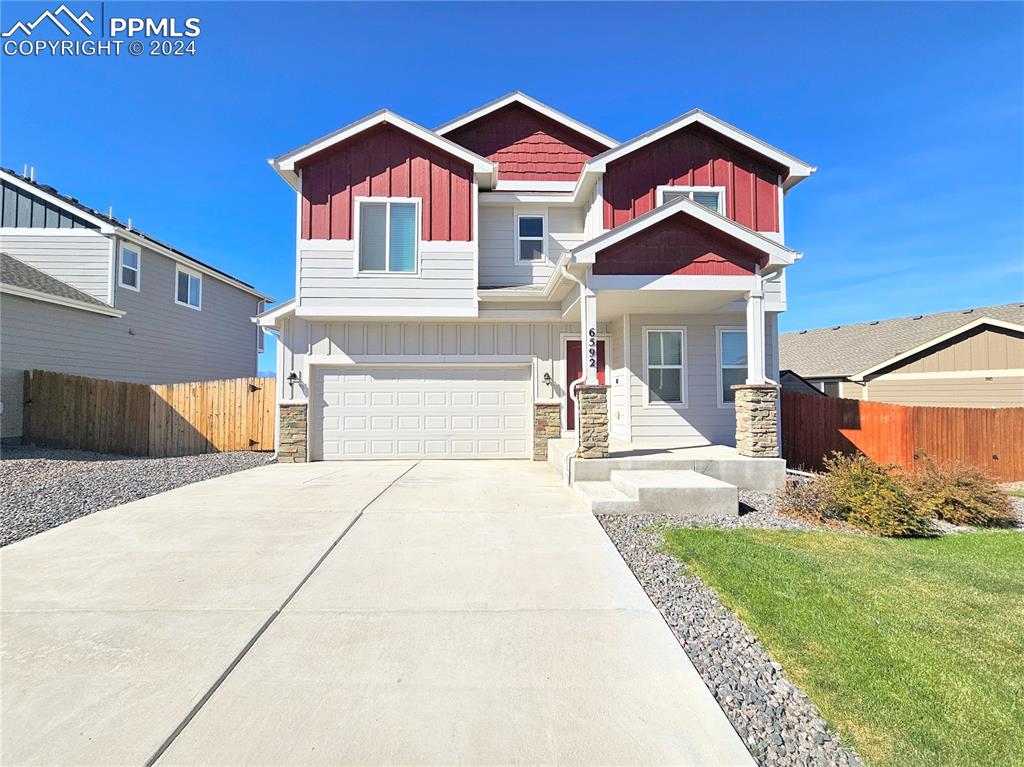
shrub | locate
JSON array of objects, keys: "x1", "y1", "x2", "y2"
[
  {"x1": 908, "y1": 458, "x2": 1015, "y2": 528},
  {"x1": 781, "y1": 453, "x2": 932, "y2": 537},
  {"x1": 823, "y1": 454, "x2": 932, "y2": 537}
]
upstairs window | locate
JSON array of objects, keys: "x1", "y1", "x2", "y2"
[
  {"x1": 718, "y1": 328, "x2": 747, "y2": 406},
  {"x1": 175, "y1": 266, "x2": 202, "y2": 310},
  {"x1": 119, "y1": 244, "x2": 140, "y2": 291},
  {"x1": 657, "y1": 186, "x2": 726, "y2": 215},
  {"x1": 645, "y1": 328, "x2": 686, "y2": 405},
  {"x1": 516, "y1": 214, "x2": 546, "y2": 262},
  {"x1": 357, "y1": 198, "x2": 419, "y2": 274}
]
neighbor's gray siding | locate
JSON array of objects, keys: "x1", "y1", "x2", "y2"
[
  {"x1": 478, "y1": 205, "x2": 585, "y2": 287},
  {"x1": 0, "y1": 229, "x2": 112, "y2": 303},
  {"x1": 1, "y1": 241, "x2": 261, "y2": 439}
]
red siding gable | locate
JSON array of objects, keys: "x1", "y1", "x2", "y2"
[
  {"x1": 299, "y1": 124, "x2": 473, "y2": 241},
  {"x1": 603, "y1": 125, "x2": 780, "y2": 233},
  {"x1": 594, "y1": 213, "x2": 763, "y2": 276},
  {"x1": 445, "y1": 103, "x2": 607, "y2": 182}
]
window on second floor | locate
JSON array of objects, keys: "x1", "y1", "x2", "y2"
[
  {"x1": 175, "y1": 266, "x2": 202, "y2": 310},
  {"x1": 516, "y1": 214, "x2": 546, "y2": 262},
  {"x1": 119, "y1": 244, "x2": 140, "y2": 291},
  {"x1": 657, "y1": 186, "x2": 726, "y2": 215},
  {"x1": 357, "y1": 198, "x2": 419, "y2": 274}
]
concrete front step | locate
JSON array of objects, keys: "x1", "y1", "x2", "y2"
[{"x1": 575, "y1": 470, "x2": 739, "y2": 516}]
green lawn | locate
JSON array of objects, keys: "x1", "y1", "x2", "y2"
[{"x1": 661, "y1": 528, "x2": 1024, "y2": 767}]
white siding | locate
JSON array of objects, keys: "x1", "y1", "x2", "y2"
[
  {"x1": 608, "y1": 315, "x2": 629, "y2": 442},
  {"x1": 764, "y1": 269, "x2": 786, "y2": 311},
  {"x1": 297, "y1": 240, "x2": 476, "y2": 314},
  {"x1": 0, "y1": 229, "x2": 112, "y2": 303},
  {"x1": 478, "y1": 205, "x2": 585, "y2": 287},
  {"x1": 280, "y1": 317, "x2": 610, "y2": 409},
  {"x1": 626, "y1": 312, "x2": 775, "y2": 445},
  {"x1": 1, "y1": 241, "x2": 261, "y2": 439}
]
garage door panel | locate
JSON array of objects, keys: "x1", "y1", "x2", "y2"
[{"x1": 311, "y1": 366, "x2": 532, "y2": 461}]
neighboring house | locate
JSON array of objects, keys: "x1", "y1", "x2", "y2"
[
  {"x1": 780, "y1": 304, "x2": 1024, "y2": 407},
  {"x1": 258, "y1": 92, "x2": 815, "y2": 463},
  {"x1": 779, "y1": 369, "x2": 825, "y2": 397},
  {"x1": 0, "y1": 168, "x2": 273, "y2": 441}
]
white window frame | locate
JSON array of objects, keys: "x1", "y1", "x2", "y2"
[
  {"x1": 354, "y1": 196, "x2": 422, "y2": 276},
  {"x1": 642, "y1": 327, "x2": 687, "y2": 408},
  {"x1": 716, "y1": 326, "x2": 747, "y2": 408},
  {"x1": 118, "y1": 243, "x2": 141, "y2": 292},
  {"x1": 514, "y1": 213, "x2": 547, "y2": 264},
  {"x1": 656, "y1": 185, "x2": 727, "y2": 215},
  {"x1": 174, "y1": 265, "x2": 202, "y2": 311}
]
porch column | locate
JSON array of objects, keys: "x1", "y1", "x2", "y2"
[
  {"x1": 576, "y1": 270, "x2": 609, "y2": 458},
  {"x1": 745, "y1": 268, "x2": 767, "y2": 385},
  {"x1": 735, "y1": 267, "x2": 779, "y2": 457}
]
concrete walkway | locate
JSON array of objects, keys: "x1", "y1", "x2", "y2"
[{"x1": 1, "y1": 460, "x2": 753, "y2": 766}]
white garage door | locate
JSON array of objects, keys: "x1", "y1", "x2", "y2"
[{"x1": 311, "y1": 366, "x2": 532, "y2": 460}]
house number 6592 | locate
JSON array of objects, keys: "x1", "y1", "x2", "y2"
[{"x1": 587, "y1": 328, "x2": 598, "y2": 369}]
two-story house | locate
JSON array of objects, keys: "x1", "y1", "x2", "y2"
[
  {"x1": 258, "y1": 93, "x2": 814, "y2": 484},
  {"x1": 0, "y1": 167, "x2": 273, "y2": 442}
]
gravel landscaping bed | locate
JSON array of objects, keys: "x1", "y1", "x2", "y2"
[
  {"x1": 1, "y1": 446, "x2": 274, "y2": 546},
  {"x1": 599, "y1": 496, "x2": 862, "y2": 767}
]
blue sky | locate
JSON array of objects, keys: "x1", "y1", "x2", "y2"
[{"x1": 3, "y1": 1, "x2": 1022, "y2": 372}]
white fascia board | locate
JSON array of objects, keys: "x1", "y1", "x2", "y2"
[
  {"x1": 294, "y1": 306, "x2": 479, "y2": 319},
  {"x1": 571, "y1": 194, "x2": 800, "y2": 266},
  {"x1": 435, "y1": 91, "x2": 619, "y2": 149},
  {"x1": 494, "y1": 180, "x2": 577, "y2": 192},
  {"x1": 477, "y1": 290, "x2": 550, "y2": 303},
  {"x1": 479, "y1": 192, "x2": 577, "y2": 205},
  {"x1": 273, "y1": 109, "x2": 496, "y2": 175},
  {"x1": 0, "y1": 171, "x2": 115, "y2": 233},
  {"x1": 113, "y1": 229, "x2": 274, "y2": 302},
  {"x1": 851, "y1": 317, "x2": 1024, "y2": 381},
  {"x1": 1, "y1": 284, "x2": 126, "y2": 317},
  {"x1": 588, "y1": 274, "x2": 757, "y2": 292},
  {"x1": 256, "y1": 297, "x2": 297, "y2": 327},
  {"x1": 585, "y1": 109, "x2": 816, "y2": 184}
]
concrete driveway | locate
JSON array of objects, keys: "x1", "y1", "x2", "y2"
[{"x1": 1, "y1": 460, "x2": 753, "y2": 766}]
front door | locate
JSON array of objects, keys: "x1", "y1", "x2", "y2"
[{"x1": 565, "y1": 339, "x2": 606, "y2": 431}]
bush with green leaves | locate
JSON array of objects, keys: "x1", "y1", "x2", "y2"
[
  {"x1": 908, "y1": 458, "x2": 1015, "y2": 528},
  {"x1": 781, "y1": 453, "x2": 932, "y2": 537}
]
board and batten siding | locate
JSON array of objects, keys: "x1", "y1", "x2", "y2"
[
  {"x1": 625, "y1": 312, "x2": 778, "y2": 445},
  {"x1": 0, "y1": 229, "x2": 112, "y2": 303},
  {"x1": 278, "y1": 316, "x2": 611, "y2": 405},
  {"x1": 478, "y1": 205, "x2": 585, "y2": 287},
  {"x1": 300, "y1": 124, "x2": 473, "y2": 242},
  {"x1": 1, "y1": 241, "x2": 261, "y2": 439},
  {"x1": 297, "y1": 240, "x2": 477, "y2": 314},
  {"x1": 603, "y1": 124, "x2": 782, "y2": 233}
]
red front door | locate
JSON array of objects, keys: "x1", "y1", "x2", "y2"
[{"x1": 565, "y1": 339, "x2": 606, "y2": 431}]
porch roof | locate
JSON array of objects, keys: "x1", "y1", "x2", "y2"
[{"x1": 570, "y1": 194, "x2": 800, "y2": 268}]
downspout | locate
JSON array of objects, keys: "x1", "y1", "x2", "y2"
[{"x1": 560, "y1": 263, "x2": 587, "y2": 487}]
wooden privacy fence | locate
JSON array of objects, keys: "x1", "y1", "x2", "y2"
[
  {"x1": 22, "y1": 370, "x2": 276, "y2": 457},
  {"x1": 781, "y1": 390, "x2": 1024, "y2": 481}
]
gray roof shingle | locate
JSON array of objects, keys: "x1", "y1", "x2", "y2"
[
  {"x1": 780, "y1": 303, "x2": 1024, "y2": 378},
  {"x1": 1, "y1": 252, "x2": 110, "y2": 309}
]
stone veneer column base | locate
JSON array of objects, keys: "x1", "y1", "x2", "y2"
[
  {"x1": 576, "y1": 384, "x2": 610, "y2": 459},
  {"x1": 732, "y1": 384, "x2": 780, "y2": 458},
  {"x1": 278, "y1": 402, "x2": 308, "y2": 463},
  {"x1": 533, "y1": 401, "x2": 561, "y2": 461}
]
